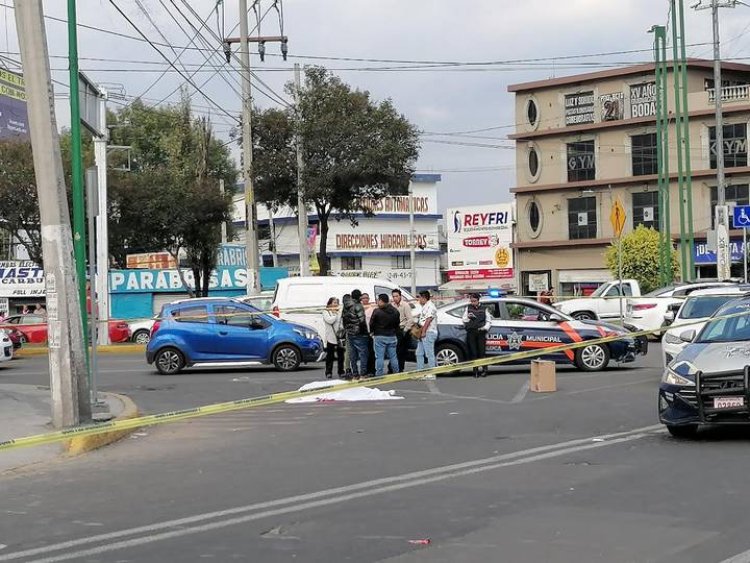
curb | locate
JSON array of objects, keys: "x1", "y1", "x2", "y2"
[
  {"x1": 16, "y1": 344, "x2": 146, "y2": 357},
  {"x1": 64, "y1": 393, "x2": 140, "y2": 456}
]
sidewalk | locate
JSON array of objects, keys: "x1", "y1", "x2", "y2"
[{"x1": 0, "y1": 385, "x2": 136, "y2": 475}]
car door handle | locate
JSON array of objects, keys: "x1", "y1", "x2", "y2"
[{"x1": 219, "y1": 330, "x2": 228, "y2": 336}]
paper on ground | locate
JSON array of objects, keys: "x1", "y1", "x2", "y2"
[{"x1": 286, "y1": 379, "x2": 404, "y2": 403}]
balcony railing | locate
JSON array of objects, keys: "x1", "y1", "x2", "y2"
[{"x1": 708, "y1": 84, "x2": 750, "y2": 104}]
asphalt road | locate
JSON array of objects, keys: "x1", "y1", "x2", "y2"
[{"x1": 3, "y1": 347, "x2": 750, "y2": 562}]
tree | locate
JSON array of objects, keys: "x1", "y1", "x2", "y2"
[
  {"x1": 605, "y1": 225, "x2": 679, "y2": 294},
  {"x1": 108, "y1": 98, "x2": 237, "y2": 295},
  {"x1": 252, "y1": 66, "x2": 420, "y2": 275},
  {"x1": 0, "y1": 140, "x2": 42, "y2": 264}
]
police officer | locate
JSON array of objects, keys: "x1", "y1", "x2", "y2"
[{"x1": 462, "y1": 293, "x2": 490, "y2": 378}]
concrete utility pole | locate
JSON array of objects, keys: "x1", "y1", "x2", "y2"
[
  {"x1": 219, "y1": 179, "x2": 228, "y2": 244},
  {"x1": 409, "y1": 183, "x2": 417, "y2": 296},
  {"x1": 696, "y1": 0, "x2": 737, "y2": 280},
  {"x1": 238, "y1": 0, "x2": 261, "y2": 295},
  {"x1": 294, "y1": 63, "x2": 310, "y2": 277},
  {"x1": 94, "y1": 89, "x2": 110, "y2": 345},
  {"x1": 14, "y1": 0, "x2": 90, "y2": 426}
]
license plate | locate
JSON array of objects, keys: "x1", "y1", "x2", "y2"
[{"x1": 713, "y1": 396, "x2": 745, "y2": 409}]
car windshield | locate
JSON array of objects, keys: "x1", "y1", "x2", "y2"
[
  {"x1": 696, "y1": 304, "x2": 750, "y2": 343},
  {"x1": 644, "y1": 285, "x2": 675, "y2": 297},
  {"x1": 678, "y1": 295, "x2": 739, "y2": 320}
]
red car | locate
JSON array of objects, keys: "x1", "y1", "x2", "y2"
[{"x1": 0, "y1": 314, "x2": 130, "y2": 344}]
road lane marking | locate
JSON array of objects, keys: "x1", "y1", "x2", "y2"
[{"x1": 0, "y1": 424, "x2": 662, "y2": 562}]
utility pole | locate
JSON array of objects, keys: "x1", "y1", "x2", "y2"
[
  {"x1": 14, "y1": 0, "x2": 90, "y2": 426},
  {"x1": 67, "y1": 0, "x2": 91, "y2": 361},
  {"x1": 238, "y1": 0, "x2": 261, "y2": 295},
  {"x1": 294, "y1": 63, "x2": 310, "y2": 277},
  {"x1": 219, "y1": 179, "x2": 228, "y2": 244},
  {"x1": 86, "y1": 168, "x2": 100, "y2": 405},
  {"x1": 695, "y1": 0, "x2": 736, "y2": 280},
  {"x1": 94, "y1": 89, "x2": 110, "y2": 345},
  {"x1": 409, "y1": 182, "x2": 417, "y2": 296}
]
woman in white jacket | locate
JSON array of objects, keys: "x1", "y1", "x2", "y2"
[{"x1": 322, "y1": 297, "x2": 345, "y2": 379}]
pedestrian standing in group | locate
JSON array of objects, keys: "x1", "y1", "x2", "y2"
[
  {"x1": 369, "y1": 293, "x2": 400, "y2": 376},
  {"x1": 341, "y1": 294, "x2": 353, "y2": 379},
  {"x1": 361, "y1": 292, "x2": 376, "y2": 376},
  {"x1": 415, "y1": 290, "x2": 438, "y2": 371},
  {"x1": 322, "y1": 297, "x2": 345, "y2": 379},
  {"x1": 342, "y1": 289, "x2": 369, "y2": 378},
  {"x1": 391, "y1": 288, "x2": 413, "y2": 372},
  {"x1": 463, "y1": 293, "x2": 490, "y2": 378}
]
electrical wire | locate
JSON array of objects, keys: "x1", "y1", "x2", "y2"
[{"x1": 107, "y1": 0, "x2": 236, "y2": 121}]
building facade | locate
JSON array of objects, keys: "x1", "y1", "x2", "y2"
[
  {"x1": 509, "y1": 60, "x2": 750, "y2": 295},
  {"x1": 232, "y1": 174, "x2": 443, "y2": 290}
]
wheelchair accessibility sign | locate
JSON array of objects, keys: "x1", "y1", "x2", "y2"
[{"x1": 733, "y1": 205, "x2": 750, "y2": 229}]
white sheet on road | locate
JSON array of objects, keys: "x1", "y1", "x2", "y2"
[{"x1": 285, "y1": 379, "x2": 404, "y2": 404}]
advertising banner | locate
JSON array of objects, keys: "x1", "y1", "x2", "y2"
[
  {"x1": 694, "y1": 238, "x2": 746, "y2": 264},
  {"x1": 629, "y1": 82, "x2": 656, "y2": 119},
  {"x1": 447, "y1": 204, "x2": 514, "y2": 281},
  {"x1": 564, "y1": 91, "x2": 595, "y2": 126},
  {"x1": 0, "y1": 261, "x2": 44, "y2": 297},
  {"x1": 126, "y1": 252, "x2": 177, "y2": 270},
  {"x1": 0, "y1": 69, "x2": 29, "y2": 140}
]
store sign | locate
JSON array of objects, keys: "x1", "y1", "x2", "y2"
[
  {"x1": 359, "y1": 195, "x2": 432, "y2": 214},
  {"x1": 694, "y1": 239, "x2": 746, "y2": 264},
  {"x1": 334, "y1": 233, "x2": 428, "y2": 251},
  {"x1": 600, "y1": 92, "x2": 624, "y2": 121},
  {"x1": 0, "y1": 261, "x2": 44, "y2": 297},
  {"x1": 528, "y1": 273, "x2": 549, "y2": 293},
  {"x1": 217, "y1": 244, "x2": 247, "y2": 267},
  {"x1": 447, "y1": 204, "x2": 513, "y2": 281},
  {"x1": 110, "y1": 266, "x2": 248, "y2": 293},
  {"x1": 629, "y1": 82, "x2": 656, "y2": 119},
  {"x1": 564, "y1": 92, "x2": 595, "y2": 126},
  {"x1": 126, "y1": 252, "x2": 176, "y2": 270},
  {"x1": 0, "y1": 69, "x2": 29, "y2": 140},
  {"x1": 335, "y1": 269, "x2": 415, "y2": 283}
]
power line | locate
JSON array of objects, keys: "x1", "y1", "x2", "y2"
[{"x1": 107, "y1": 0, "x2": 236, "y2": 120}]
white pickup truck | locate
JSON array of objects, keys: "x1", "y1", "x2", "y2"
[{"x1": 554, "y1": 280, "x2": 641, "y2": 321}]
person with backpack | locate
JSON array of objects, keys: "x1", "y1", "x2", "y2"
[{"x1": 342, "y1": 289, "x2": 369, "y2": 378}]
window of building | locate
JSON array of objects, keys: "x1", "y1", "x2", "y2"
[
  {"x1": 566, "y1": 140, "x2": 596, "y2": 182},
  {"x1": 528, "y1": 146, "x2": 539, "y2": 178},
  {"x1": 568, "y1": 196, "x2": 597, "y2": 239},
  {"x1": 710, "y1": 184, "x2": 750, "y2": 227},
  {"x1": 709, "y1": 124, "x2": 748, "y2": 169},
  {"x1": 526, "y1": 98, "x2": 538, "y2": 127},
  {"x1": 632, "y1": 191, "x2": 659, "y2": 229},
  {"x1": 391, "y1": 255, "x2": 410, "y2": 270},
  {"x1": 528, "y1": 200, "x2": 541, "y2": 237},
  {"x1": 631, "y1": 133, "x2": 658, "y2": 176},
  {"x1": 341, "y1": 256, "x2": 362, "y2": 271}
]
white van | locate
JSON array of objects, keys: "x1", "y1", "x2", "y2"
[{"x1": 271, "y1": 276, "x2": 419, "y2": 338}]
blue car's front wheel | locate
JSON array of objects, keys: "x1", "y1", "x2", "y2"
[
  {"x1": 155, "y1": 347, "x2": 185, "y2": 375},
  {"x1": 273, "y1": 345, "x2": 301, "y2": 372}
]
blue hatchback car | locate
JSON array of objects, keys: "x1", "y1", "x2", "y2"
[{"x1": 146, "y1": 298, "x2": 325, "y2": 374}]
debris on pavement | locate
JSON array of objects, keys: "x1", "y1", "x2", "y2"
[{"x1": 285, "y1": 380, "x2": 404, "y2": 404}]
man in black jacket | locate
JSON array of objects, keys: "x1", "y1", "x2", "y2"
[
  {"x1": 343, "y1": 289, "x2": 368, "y2": 377},
  {"x1": 370, "y1": 293, "x2": 401, "y2": 376}
]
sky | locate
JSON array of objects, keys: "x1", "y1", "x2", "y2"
[{"x1": 2, "y1": 0, "x2": 750, "y2": 218}]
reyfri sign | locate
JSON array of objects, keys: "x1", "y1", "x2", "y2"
[{"x1": 447, "y1": 204, "x2": 514, "y2": 281}]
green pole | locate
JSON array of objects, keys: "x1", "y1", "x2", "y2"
[
  {"x1": 678, "y1": 0, "x2": 695, "y2": 277},
  {"x1": 67, "y1": 0, "x2": 90, "y2": 371},
  {"x1": 654, "y1": 25, "x2": 671, "y2": 286}
]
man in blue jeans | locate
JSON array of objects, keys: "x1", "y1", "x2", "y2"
[
  {"x1": 416, "y1": 290, "x2": 438, "y2": 372},
  {"x1": 369, "y1": 293, "x2": 400, "y2": 376},
  {"x1": 342, "y1": 289, "x2": 369, "y2": 378}
]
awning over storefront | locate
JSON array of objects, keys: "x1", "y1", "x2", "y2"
[{"x1": 557, "y1": 269, "x2": 612, "y2": 283}]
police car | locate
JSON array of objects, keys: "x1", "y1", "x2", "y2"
[{"x1": 433, "y1": 296, "x2": 646, "y2": 372}]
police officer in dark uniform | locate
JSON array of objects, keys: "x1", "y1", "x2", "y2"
[{"x1": 462, "y1": 293, "x2": 489, "y2": 378}]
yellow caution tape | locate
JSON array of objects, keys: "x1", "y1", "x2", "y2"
[{"x1": 1, "y1": 308, "x2": 748, "y2": 453}]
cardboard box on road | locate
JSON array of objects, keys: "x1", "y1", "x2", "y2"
[{"x1": 530, "y1": 360, "x2": 556, "y2": 393}]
